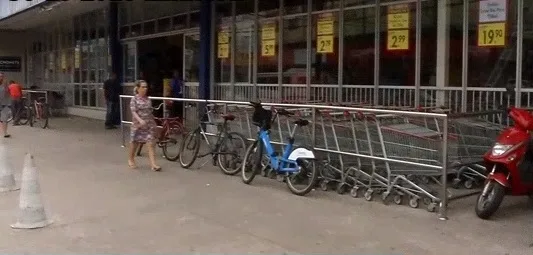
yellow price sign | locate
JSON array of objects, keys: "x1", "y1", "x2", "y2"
[
  {"x1": 262, "y1": 24, "x2": 276, "y2": 40},
  {"x1": 218, "y1": 32, "x2": 229, "y2": 44},
  {"x1": 317, "y1": 18, "x2": 334, "y2": 36},
  {"x1": 388, "y1": 12, "x2": 410, "y2": 29},
  {"x1": 317, "y1": 35, "x2": 334, "y2": 54},
  {"x1": 478, "y1": 22, "x2": 506, "y2": 47},
  {"x1": 261, "y1": 39, "x2": 276, "y2": 57},
  {"x1": 217, "y1": 43, "x2": 229, "y2": 59},
  {"x1": 387, "y1": 29, "x2": 409, "y2": 50}
]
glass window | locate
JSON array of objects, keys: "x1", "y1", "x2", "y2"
[
  {"x1": 311, "y1": 12, "x2": 339, "y2": 85},
  {"x1": 235, "y1": 22, "x2": 254, "y2": 83},
  {"x1": 258, "y1": 20, "x2": 279, "y2": 84},
  {"x1": 190, "y1": 11, "x2": 201, "y2": 28},
  {"x1": 123, "y1": 42, "x2": 137, "y2": 83},
  {"x1": 215, "y1": 3, "x2": 232, "y2": 83},
  {"x1": 259, "y1": 0, "x2": 279, "y2": 18},
  {"x1": 282, "y1": 16, "x2": 308, "y2": 84},
  {"x1": 468, "y1": 0, "x2": 517, "y2": 89},
  {"x1": 345, "y1": 0, "x2": 374, "y2": 7},
  {"x1": 284, "y1": 0, "x2": 307, "y2": 15},
  {"x1": 379, "y1": 3, "x2": 416, "y2": 87},
  {"x1": 184, "y1": 33, "x2": 200, "y2": 82},
  {"x1": 523, "y1": 1, "x2": 533, "y2": 96},
  {"x1": 448, "y1": 0, "x2": 464, "y2": 87},
  {"x1": 236, "y1": 0, "x2": 254, "y2": 15},
  {"x1": 173, "y1": 14, "x2": 187, "y2": 30},
  {"x1": 421, "y1": 0, "x2": 437, "y2": 87},
  {"x1": 158, "y1": 17, "x2": 172, "y2": 32},
  {"x1": 343, "y1": 7, "x2": 375, "y2": 85},
  {"x1": 313, "y1": 0, "x2": 340, "y2": 11}
]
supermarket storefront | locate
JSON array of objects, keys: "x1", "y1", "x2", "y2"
[{"x1": 19, "y1": 0, "x2": 533, "y2": 117}]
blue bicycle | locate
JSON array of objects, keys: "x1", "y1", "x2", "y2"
[{"x1": 241, "y1": 101, "x2": 318, "y2": 196}]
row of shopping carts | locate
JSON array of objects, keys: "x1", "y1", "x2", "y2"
[{"x1": 194, "y1": 102, "x2": 506, "y2": 213}]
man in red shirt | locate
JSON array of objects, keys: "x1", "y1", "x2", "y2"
[{"x1": 8, "y1": 80, "x2": 22, "y2": 126}]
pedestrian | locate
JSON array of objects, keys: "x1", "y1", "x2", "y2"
[
  {"x1": 8, "y1": 80, "x2": 23, "y2": 126},
  {"x1": 170, "y1": 69, "x2": 184, "y2": 118},
  {"x1": 0, "y1": 73, "x2": 12, "y2": 138},
  {"x1": 103, "y1": 72, "x2": 121, "y2": 129},
  {"x1": 127, "y1": 80, "x2": 161, "y2": 171}
]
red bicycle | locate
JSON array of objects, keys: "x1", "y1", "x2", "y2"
[{"x1": 136, "y1": 102, "x2": 186, "y2": 161}]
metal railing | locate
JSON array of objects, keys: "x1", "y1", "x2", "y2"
[{"x1": 120, "y1": 95, "x2": 454, "y2": 220}]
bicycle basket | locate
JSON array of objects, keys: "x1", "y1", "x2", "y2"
[{"x1": 252, "y1": 106, "x2": 272, "y2": 129}]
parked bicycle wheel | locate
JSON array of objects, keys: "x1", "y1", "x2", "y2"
[
  {"x1": 286, "y1": 150, "x2": 319, "y2": 196},
  {"x1": 17, "y1": 105, "x2": 32, "y2": 125},
  {"x1": 38, "y1": 103, "x2": 49, "y2": 129},
  {"x1": 178, "y1": 128, "x2": 201, "y2": 168},
  {"x1": 162, "y1": 125, "x2": 186, "y2": 161},
  {"x1": 217, "y1": 132, "x2": 247, "y2": 175},
  {"x1": 241, "y1": 140, "x2": 264, "y2": 184}
]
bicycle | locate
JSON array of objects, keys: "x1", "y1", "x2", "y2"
[
  {"x1": 29, "y1": 96, "x2": 49, "y2": 129},
  {"x1": 241, "y1": 101, "x2": 318, "y2": 196},
  {"x1": 5, "y1": 97, "x2": 31, "y2": 126},
  {"x1": 179, "y1": 103, "x2": 248, "y2": 175},
  {"x1": 136, "y1": 102, "x2": 186, "y2": 161}
]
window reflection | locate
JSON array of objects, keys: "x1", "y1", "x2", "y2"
[
  {"x1": 343, "y1": 7, "x2": 375, "y2": 85},
  {"x1": 283, "y1": 16, "x2": 308, "y2": 85},
  {"x1": 311, "y1": 12, "x2": 339, "y2": 85},
  {"x1": 184, "y1": 34, "x2": 200, "y2": 82},
  {"x1": 258, "y1": 20, "x2": 279, "y2": 84}
]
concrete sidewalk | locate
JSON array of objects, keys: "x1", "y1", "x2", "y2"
[{"x1": 0, "y1": 117, "x2": 531, "y2": 254}]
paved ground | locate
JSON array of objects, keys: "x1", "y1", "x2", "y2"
[{"x1": 0, "y1": 116, "x2": 531, "y2": 254}]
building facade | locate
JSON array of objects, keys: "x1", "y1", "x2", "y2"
[{"x1": 0, "y1": 0, "x2": 532, "y2": 119}]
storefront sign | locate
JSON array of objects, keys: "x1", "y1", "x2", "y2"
[
  {"x1": 387, "y1": 4, "x2": 410, "y2": 30},
  {"x1": 74, "y1": 47, "x2": 80, "y2": 69},
  {"x1": 61, "y1": 52, "x2": 67, "y2": 70},
  {"x1": 0, "y1": 56, "x2": 21, "y2": 72},
  {"x1": 217, "y1": 31, "x2": 230, "y2": 59},
  {"x1": 316, "y1": 15, "x2": 334, "y2": 54},
  {"x1": 217, "y1": 43, "x2": 229, "y2": 59},
  {"x1": 261, "y1": 24, "x2": 276, "y2": 57},
  {"x1": 317, "y1": 17, "x2": 334, "y2": 36},
  {"x1": 317, "y1": 35, "x2": 334, "y2": 54},
  {"x1": 479, "y1": 0, "x2": 507, "y2": 23},
  {"x1": 478, "y1": 22, "x2": 506, "y2": 47},
  {"x1": 387, "y1": 29, "x2": 409, "y2": 50}
]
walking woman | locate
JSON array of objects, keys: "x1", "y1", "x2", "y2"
[{"x1": 127, "y1": 80, "x2": 161, "y2": 171}]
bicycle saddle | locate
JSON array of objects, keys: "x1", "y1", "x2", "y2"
[
  {"x1": 222, "y1": 114, "x2": 235, "y2": 121},
  {"x1": 294, "y1": 119, "x2": 309, "y2": 126}
]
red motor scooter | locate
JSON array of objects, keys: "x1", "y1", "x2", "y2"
[{"x1": 476, "y1": 106, "x2": 533, "y2": 219}]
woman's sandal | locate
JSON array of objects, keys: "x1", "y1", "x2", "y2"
[
  {"x1": 128, "y1": 160, "x2": 138, "y2": 169},
  {"x1": 151, "y1": 166, "x2": 162, "y2": 172}
]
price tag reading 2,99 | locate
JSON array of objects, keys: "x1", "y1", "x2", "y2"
[
  {"x1": 387, "y1": 29, "x2": 409, "y2": 50},
  {"x1": 478, "y1": 22, "x2": 506, "y2": 47}
]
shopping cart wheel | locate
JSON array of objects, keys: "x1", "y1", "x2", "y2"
[
  {"x1": 381, "y1": 192, "x2": 391, "y2": 205},
  {"x1": 408, "y1": 196, "x2": 419, "y2": 208},
  {"x1": 451, "y1": 178, "x2": 462, "y2": 189},
  {"x1": 393, "y1": 194, "x2": 403, "y2": 205},
  {"x1": 350, "y1": 187, "x2": 360, "y2": 198},
  {"x1": 320, "y1": 180, "x2": 329, "y2": 191},
  {"x1": 336, "y1": 183, "x2": 347, "y2": 195},
  {"x1": 364, "y1": 190, "x2": 374, "y2": 201},
  {"x1": 427, "y1": 202, "x2": 438, "y2": 213},
  {"x1": 464, "y1": 180, "x2": 474, "y2": 189}
]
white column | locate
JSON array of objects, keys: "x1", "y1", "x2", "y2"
[{"x1": 435, "y1": 0, "x2": 450, "y2": 107}]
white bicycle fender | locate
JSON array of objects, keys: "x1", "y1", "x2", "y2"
[{"x1": 288, "y1": 148, "x2": 315, "y2": 161}]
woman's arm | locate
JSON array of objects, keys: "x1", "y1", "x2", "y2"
[{"x1": 130, "y1": 98, "x2": 145, "y2": 124}]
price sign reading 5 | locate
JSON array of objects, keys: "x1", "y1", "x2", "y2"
[
  {"x1": 317, "y1": 35, "x2": 334, "y2": 54},
  {"x1": 261, "y1": 40, "x2": 276, "y2": 57},
  {"x1": 478, "y1": 22, "x2": 506, "y2": 47},
  {"x1": 387, "y1": 29, "x2": 409, "y2": 51}
]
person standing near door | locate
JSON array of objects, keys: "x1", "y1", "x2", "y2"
[
  {"x1": 8, "y1": 80, "x2": 23, "y2": 126},
  {"x1": 0, "y1": 73, "x2": 12, "y2": 138},
  {"x1": 170, "y1": 70, "x2": 183, "y2": 118},
  {"x1": 104, "y1": 72, "x2": 121, "y2": 129}
]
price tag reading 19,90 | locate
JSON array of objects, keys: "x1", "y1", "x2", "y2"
[{"x1": 478, "y1": 22, "x2": 506, "y2": 47}]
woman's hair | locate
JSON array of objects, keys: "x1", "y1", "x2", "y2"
[{"x1": 134, "y1": 80, "x2": 147, "y2": 94}]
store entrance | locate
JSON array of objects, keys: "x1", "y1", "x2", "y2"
[{"x1": 137, "y1": 34, "x2": 183, "y2": 116}]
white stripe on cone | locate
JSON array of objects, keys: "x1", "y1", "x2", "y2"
[
  {"x1": 11, "y1": 154, "x2": 52, "y2": 229},
  {"x1": 0, "y1": 140, "x2": 19, "y2": 192}
]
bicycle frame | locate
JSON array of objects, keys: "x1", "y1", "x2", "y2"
[{"x1": 195, "y1": 113, "x2": 230, "y2": 158}]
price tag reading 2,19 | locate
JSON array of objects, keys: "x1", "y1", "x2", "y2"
[
  {"x1": 478, "y1": 22, "x2": 506, "y2": 47},
  {"x1": 387, "y1": 29, "x2": 409, "y2": 50}
]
